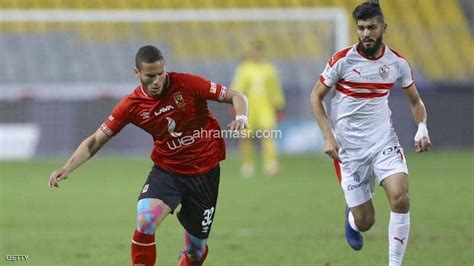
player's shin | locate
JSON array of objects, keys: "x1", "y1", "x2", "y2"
[
  {"x1": 177, "y1": 231, "x2": 208, "y2": 266},
  {"x1": 388, "y1": 211, "x2": 410, "y2": 266},
  {"x1": 131, "y1": 229, "x2": 156, "y2": 266}
]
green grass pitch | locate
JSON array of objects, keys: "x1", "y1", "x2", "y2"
[{"x1": 1, "y1": 151, "x2": 473, "y2": 265}]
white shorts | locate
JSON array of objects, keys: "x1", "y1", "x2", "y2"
[{"x1": 336, "y1": 142, "x2": 409, "y2": 208}]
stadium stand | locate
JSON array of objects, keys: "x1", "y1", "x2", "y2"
[
  {"x1": 0, "y1": 0, "x2": 472, "y2": 157},
  {"x1": 0, "y1": 0, "x2": 472, "y2": 81}
]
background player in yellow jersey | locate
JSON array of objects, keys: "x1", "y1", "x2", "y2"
[{"x1": 231, "y1": 40, "x2": 285, "y2": 178}]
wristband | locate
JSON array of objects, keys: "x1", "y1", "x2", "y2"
[
  {"x1": 235, "y1": 115, "x2": 248, "y2": 122},
  {"x1": 414, "y1": 122, "x2": 429, "y2": 141}
]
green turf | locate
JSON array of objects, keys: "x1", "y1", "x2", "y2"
[{"x1": 1, "y1": 151, "x2": 473, "y2": 265}]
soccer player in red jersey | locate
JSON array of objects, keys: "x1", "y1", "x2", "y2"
[{"x1": 48, "y1": 45, "x2": 249, "y2": 266}]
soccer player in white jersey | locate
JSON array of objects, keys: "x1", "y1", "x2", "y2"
[{"x1": 310, "y1": 1, "x2": 431, "y2": 265}]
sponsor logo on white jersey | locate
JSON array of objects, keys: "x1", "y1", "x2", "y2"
[{"x1": 352, "y1": 68, "x2": 362, "y2": 77}]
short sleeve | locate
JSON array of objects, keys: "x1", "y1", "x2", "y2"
[
  {"x1": 399, "y1": 59, "x2": 414, "y2": 89},
  {"x1": 319, "y1": 59, "x2": 343, "y2": 88},
  {"x1": 184, "y1": 74, "x2": 228, "y2": 102},
  {"x1": 100, "y1": 98, "x2": 130, "y2": 137}
]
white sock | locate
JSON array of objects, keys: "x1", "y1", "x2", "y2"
[
  {"x1": 348, "y1": 211, "x2": 360, "y2": 232},
  {"x1": 388, "y1": 211, "x2": 410, "y2": 266}
]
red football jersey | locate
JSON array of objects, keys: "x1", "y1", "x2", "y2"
[{"x1": 100, "y1": 72, "x2": 228, "y2": 175}]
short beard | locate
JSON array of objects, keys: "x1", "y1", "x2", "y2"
[{"x1": 358, "y1": 35, "x2": 383, "y2": 57}]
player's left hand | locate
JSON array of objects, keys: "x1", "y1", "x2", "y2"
[
  {"x1": 228, "y1": 119, "x2": 248, "y2": 131},
  {"x1": 414, "y1": 122, "x2": 431, "y2": 153}
]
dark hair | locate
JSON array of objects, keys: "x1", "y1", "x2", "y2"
[
  {"x1": 135, "y1": 45, "x2": 164, "y2": 69},
  {"x1": 352, "y1": 0, "x2": 384, "y2": 23}
]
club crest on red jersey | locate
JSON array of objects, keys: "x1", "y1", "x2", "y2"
[
  {"x1": 379, "y1": 65, "x2": 390, "y2": 80},
  {"x1": 173, "y1": 92, "x2": 185, "y2": 108}
]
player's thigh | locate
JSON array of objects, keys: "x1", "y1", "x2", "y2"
[
  {"x1": 339, "y1": 159, "x2": 375, "y2": 208},
  {"x1": 374, "y1": 144, "x2": 409, "y2": 193},
  {"x1": 138, "y1": 165, "x2": 183, "y2": 211},
  {"x1": 381, "y1": 172, "x2": 408, "y2": 194},
  {"x1": 177, "y1": 165, "x2": 220, "y2": 239}
]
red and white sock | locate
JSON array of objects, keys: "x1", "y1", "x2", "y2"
[
  {"x1": 388, "y1": 212, "x2": 410, "y2": 266},
  {"x1": 131, "y1": 229, "x2": 156, "y2": 266}
]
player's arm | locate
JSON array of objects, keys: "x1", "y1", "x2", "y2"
[
  {"x1": 404, "y1": 84, "x2": 431, "y2": 152},
  {"x1": 222, "y1": 89, "x2": 249, "y2": 131},
  {"x1": 310, "y1": 80, "x2": 340, "y2": 162},
  {"x1": 48, "y1": 128, "x2": 111, "y2": 189}
]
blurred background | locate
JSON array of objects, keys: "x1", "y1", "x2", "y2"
[
  {"x1": 0, "y1": 0, "x2": 472, "y2": 157},
  {"x1": 1, "y1": 1, "x2": 473, "y2": 265}
]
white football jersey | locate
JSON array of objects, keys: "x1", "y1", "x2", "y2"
[{"x1": 319, "y1": 44, "x2": 413, "y2": 150}]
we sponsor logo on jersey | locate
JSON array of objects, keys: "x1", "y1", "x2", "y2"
[
  {"x1": 165, "y1": 117, "x2": 195, "y2": 150},
  {"x1": 166, "y1": 117, "x2": 182, "y2": 137},
  {"x1": 154, "y1": 105, "x2": 174, "y2": 116}
]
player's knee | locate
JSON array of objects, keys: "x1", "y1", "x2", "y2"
[
  {"x1": 136, "y1": 215, "x2": 156, "y2": 235},
  {"x1": 135, "y1": 199, "x2": 167, "y2": 235},
  {"x1": 390, "y1": 192, "x2": 410, "y2": 213},
  {"x1": 355, "y1": 214, "x2": 375, "y2": 232}
]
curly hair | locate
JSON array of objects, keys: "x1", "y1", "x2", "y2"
[{"x1": 352, "y1": 0, "x2": 384, "y2": 23}]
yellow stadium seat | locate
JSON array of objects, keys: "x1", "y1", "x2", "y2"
[{"x1": 0, "y1": 0, "x2": 472, "y2": 80}]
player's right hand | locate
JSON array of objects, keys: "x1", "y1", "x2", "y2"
[
  {"x1": 324, "y1": 136, "x2": 341, "y2": 162},
  {"x1": 48, "y1": 168, "x2": 70, "y2": 190}
]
